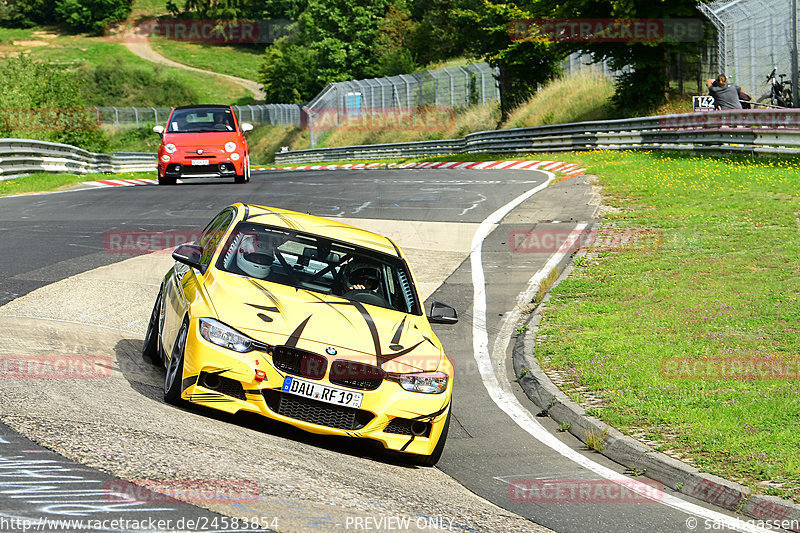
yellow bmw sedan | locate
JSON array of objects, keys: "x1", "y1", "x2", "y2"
[{"x1": 142, "y1": 204, "x2": 458, "y2": 465}]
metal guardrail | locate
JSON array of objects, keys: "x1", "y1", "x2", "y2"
[
  {"x1": 0, "y1": 139, "x2": 156, "y2": 181},
  {"x1": 274, "y1": 110, "x2": 800, "y2": 164}
]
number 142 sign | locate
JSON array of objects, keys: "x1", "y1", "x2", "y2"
[{"x1": 693, "y1": 95, "x2": 715, "y2": 112}]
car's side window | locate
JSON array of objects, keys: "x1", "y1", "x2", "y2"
[{"x1": 198, "y1": 209, "x2": 234, "y2": 270}]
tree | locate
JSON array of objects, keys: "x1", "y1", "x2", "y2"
[
  {"x1": 369, "y1": 5, "x2": 418, "y2": 77},
  {"x1": 0, "y1": 0, "x2": 132, "y2": 34},
  {"x1": 455, "y1": 1, "x2": 565, "y2": 121},
  {"x1": 0, "y1": 0, "x2": 56, "y2": 28},
  {"x1": 259, "y1": 0, "x2": 398, "y2": 102},
  {"x1": 55, "y1": 0, "x2": 134, "y2": 33},
  {"x1": 555, "y1": 0, "x2": 704, "y2": 114},
  {"x1": 407, "y1": 0, "x2": 470, "y2": 66}
]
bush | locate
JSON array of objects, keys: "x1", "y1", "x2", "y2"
[
  {"x1": 104, "y1": 124, "x2": 162, "y2": 153},
  {"x1": 0, "y1": 0, "x2": 132, "y2": 34},
  {"x1": 0, "y1": 55, "x2": 108, "y2": 152},
  {"x1": 78, "y1": 57, "x2": 199, "y2": 107},
  {"x1": 0, "y1": 0, "x2": 56, "y2": 28},
  {"x1": 55, "y1": 0, "x2": 133, "y2": 34}
]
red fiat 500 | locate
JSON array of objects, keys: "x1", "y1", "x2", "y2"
[{"x1": 154, "y1": 105, "x2": 252, "y2": 185}]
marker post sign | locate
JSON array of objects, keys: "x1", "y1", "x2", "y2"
[{"x1": 693, "y1": 95, "x2": 715, "y2": 112}]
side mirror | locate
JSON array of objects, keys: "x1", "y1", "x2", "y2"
[
  {"x1": 428, "y1": 301, "x2": 458, "y2": 324},
  {"x1": 241, "y1": 122, "x2": 254, "y2": 133},
  {"x1": 172, "y1": 244, "x2": 203, "y2": 270},
  {"x1": 153, "y1": 125, "x2": 164, "y2": 135}
]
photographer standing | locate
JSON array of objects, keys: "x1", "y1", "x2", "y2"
[{"x1": 707, "y1": 74, "x2": 750, "y2": 109}]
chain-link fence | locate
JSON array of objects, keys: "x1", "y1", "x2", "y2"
[
  {"x1": 699, "y1": 0, "x2": 798, "y2": 102},
  {"x1": 305, "y1": 63, "x2": 500, "y2": 147},
  {"x1": 561, "y1": 52, "x2": 621, "y2": 78},
  {"x1": 94, "y1": 104, "x2": 303, "y2": 128}
]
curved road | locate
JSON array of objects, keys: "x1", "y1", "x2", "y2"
[
  {"x1": 0, "y1": 170, "x2": 762, "y2": 532},
  {"x1": 124, "y1": 39, "x2": 265, "y2": 101}
]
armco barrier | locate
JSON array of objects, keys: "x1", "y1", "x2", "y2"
[
  {"x1": 0, "y1": 139, "x2": 156, "y2": 180},
  {"x1": 274, "y1": 109, "x2": 800, "y2": 164}
]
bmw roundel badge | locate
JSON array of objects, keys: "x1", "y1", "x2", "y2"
[{"x1": 326, "y1": 347, "x2": 337, "y2": 355}]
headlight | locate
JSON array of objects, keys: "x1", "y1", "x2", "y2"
[
  {"x1": 164, "y1": 143, "x2": 177, "y2": 154},
  {"x1": 391, "y1": 371, "x2": 448, "y2": 394},
  {"x1": 224, "y1": 142, "x2": 237, "y2": 153},
  {"x1": 161, "y1": 154, "x2": 170, "y2": 162},
  {"x1": 199, "y1": 318, "x2": 253, "y2": 353},
  {"x1": 230, "y1": 153, "x2": 240, "y2": 161}
]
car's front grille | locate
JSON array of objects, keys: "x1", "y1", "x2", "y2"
[
  {"x1": 262, "y1": 390, "x2": 374, "y2": 430},
  {"x1": 384, "y1": 417, "x2": 431, "y2": 437},
  {"x1": 329, "y1": 360, "x2": 384, "y2": 390},
  {"x1": 198, "y1": 371, "x2": 246, "y2": 401},
  {"x1": 272, "y1": 345, "x2": 327, "y2": 380}
]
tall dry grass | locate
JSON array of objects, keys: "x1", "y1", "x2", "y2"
[
  {"x1": 317, "y1": 103, "x2": 499, "y2": 148},
  {"x1": 504, "y1": 72, "x2": 614, "y2": 129}
]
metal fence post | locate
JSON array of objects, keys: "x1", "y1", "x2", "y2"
[
  {"x1": 445, "y1": 68, "x2": 454, "y2": 107},
  {"x1": 308, "y1": 109, "x2": 315, "y2": 148},
  {"x1": 431, "y1": 71, "x2": 439, "y2": 107},
  {"x1": 133, "y1": 107, "x2": 139, "y2": 128}
]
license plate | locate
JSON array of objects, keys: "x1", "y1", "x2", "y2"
[
  {"x1": 281, "y1": 376, "x2": 364, "y2": 408},
  {"x1": 191, "y1": 159, "x2": 209, "y2": 166}
]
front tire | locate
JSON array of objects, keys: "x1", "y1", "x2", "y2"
[
  {"x1": 164, "y1": 320, "x2": 188, "y2": 405},
  {"x1": 141, "y1": 289, "x2": 163, "y2": 366},
  {"x1": 158, "y1": 176, "x2": 176, "y2": 185},
  {"x1": 235, "y1": 156, "x2": 250, "y2": 184}
]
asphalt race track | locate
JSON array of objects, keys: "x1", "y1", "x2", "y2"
[{"x1": 0, "y1": 169, "x2": 764, "y2": 532}]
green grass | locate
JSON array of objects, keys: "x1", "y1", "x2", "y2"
[
  {"x1": 525, "y1": 150, "x2": 800, "y2": 501},
  {"x1": 149, "y1": 38, "x2": 264, "y2": 82},
  {"x1": 0, "y1": 171, "x2": 153, "y2": 196},
  {"x1": 0, "y1": 27, "x2": 38, "y2": 44},
  {"x1": 104, "y1": 125, "x2": 162, "y2": 153},
  {"x1": 0, "y1": 29, "x2": 251, "y2": 105},
  {"x1": 131, "y1": 0, "x2": 175, "y2": 17}
]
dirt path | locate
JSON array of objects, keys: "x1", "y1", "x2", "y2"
[{"x1": 124, "y1": 39, "x2": 266, "y2": 101}]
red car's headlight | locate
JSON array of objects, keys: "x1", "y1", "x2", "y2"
[{"x1": 224, "y1": 142, "x2": 237, "y2": 153}]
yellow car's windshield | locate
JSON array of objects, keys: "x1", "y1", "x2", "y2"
[{"x1": 216, "y1": 222, "x2": 421, "y2": 315}]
